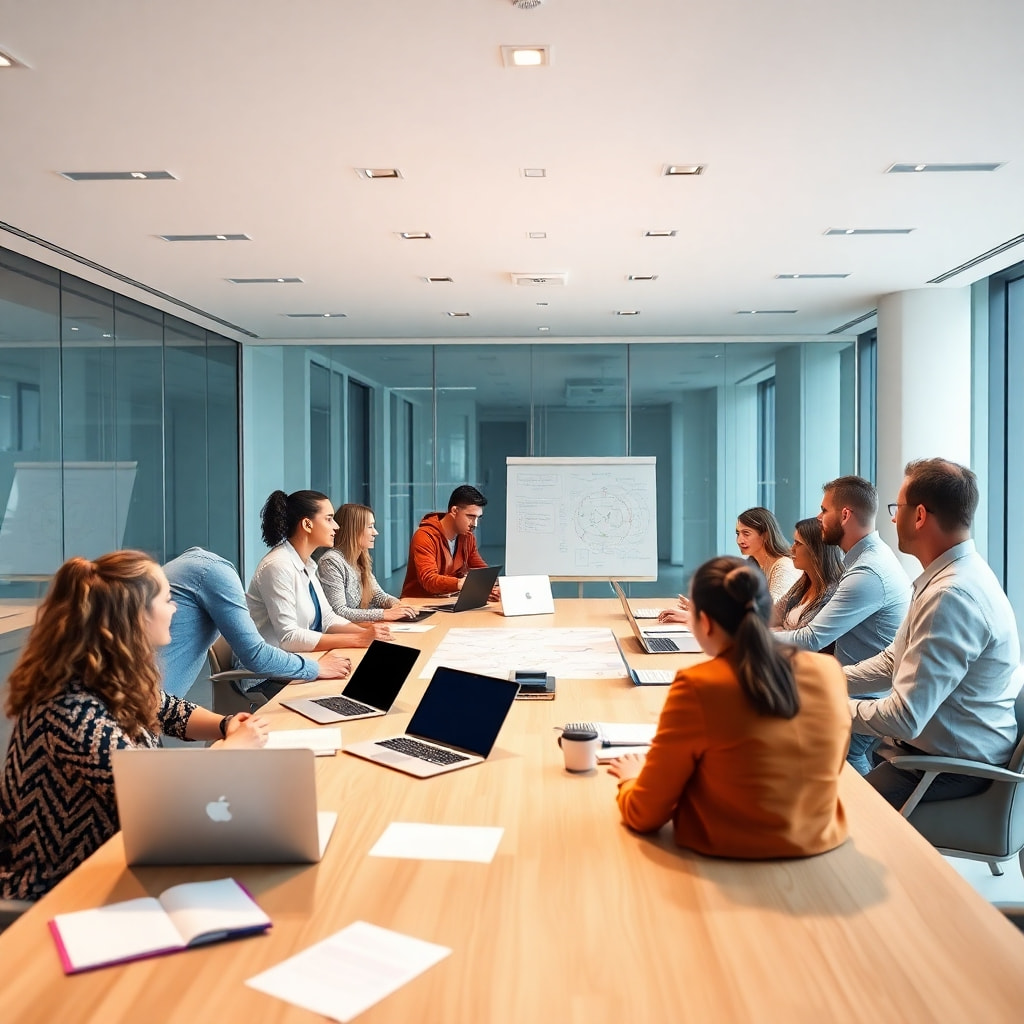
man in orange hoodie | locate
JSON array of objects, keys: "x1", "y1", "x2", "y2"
[{"x1": 401, "y1": 485, "x2": 490, "y2": 598}]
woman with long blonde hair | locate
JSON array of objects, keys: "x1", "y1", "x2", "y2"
[
  {"x1": 0, "y1": 551, "x2": 267, "y2": 901},
  {"x1": 317, "y1": 503, "x2": 417, "y2": 622}
]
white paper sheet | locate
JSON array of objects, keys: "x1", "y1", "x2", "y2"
[
  {"x1": 368, "y1": 822, "x2": 504, "y2": 863},
  {"x1": 246, "y1": 921, "x2": 451, "y2": 1022},
  {"x1": 390, "y1": 624, "x2": 435, "y2": 633},
  {"x1": 265, "y1": 728, "x2": 342, "y2": 755}
]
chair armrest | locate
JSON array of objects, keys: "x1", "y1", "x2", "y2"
[
  {"x1": 889, "y1": 754, "x2": 1024, "y2": 784},
  {"x1": 209, "y1": 669, "x2": 261, "y2": 682}
]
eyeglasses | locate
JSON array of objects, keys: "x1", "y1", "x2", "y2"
[{"x1": 888, "y1": 502, "x2": 931, "y2": 517}]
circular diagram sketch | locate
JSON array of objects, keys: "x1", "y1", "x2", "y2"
[{"x1": 572, "y1": 486, "x2": 650, "y2": 552}]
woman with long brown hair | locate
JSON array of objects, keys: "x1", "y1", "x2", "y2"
[
  {"x1": 773, "y1": 517, "x2": 845, "y2": 630},
  {"x1": 317, "y1": 503, "x2": 417, "y2": 622},
  {"x1": 0, "y1": 551, "x2": 267, "y2": 901},
  {"x1": 610, "y1": 555, "x2": 849, "y2": 859}
]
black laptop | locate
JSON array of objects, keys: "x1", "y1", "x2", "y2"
[{"x1": 428, "y1": 564, "x2": 502, "y2": 612}]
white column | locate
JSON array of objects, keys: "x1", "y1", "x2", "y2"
[{"x1": 875, "y1": 287, "x2": 972, "y2": 559}]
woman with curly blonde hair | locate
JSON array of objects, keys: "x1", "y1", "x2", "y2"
[{"x1": 0, "y1": 551, "x2": 268, "y2": 901}]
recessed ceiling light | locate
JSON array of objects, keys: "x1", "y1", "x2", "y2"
[
  {"x1": 0, "y1": 49, "x2": 27, "y2": 69},
  {"x1": 886, "y1": 162, "x2": 1003, "y2": 173},
  {"x1": 616, "y1": 310, "x2": 640, "y2": 316},
  {"x1": 501, "y1": 44, "x2": 551, "y2": 68},
  {"x1": 825, "y1": 228, "x2": 915, "y2": 235},
  {"x1": 528, "y1": 231, "x2": 547, "y2": 239},
  {"x1": 644, "y1": 230, "x2": 677, "y2": 238},
  {"x1": 60, "y1": 170, "x2": 177, "y2": 181},
  {"x1": 160, "y1": 233, "x2": 250, "y2": 242},
  {"x1": 662, "y1": 164, "x2": 705, "y2": 176},
  {"x1": 284, "y1": 312, "x2": 347, "y2": 318},
  {"x1": 538, "y1": 326, "x2": 550, "y2": 332},
  {"x1": 536, "y1": 301, "x2": 549, "y2": 306},
  {"x1": 355, "y1": 168, "x2": 403, "y2": 179},
  {"x1": 522, "y1": 168, "x2": 547, "y2": 178},
  {"x1": 736, "y1": 309, "x2": 798, "y2": 315},
  {"x1": 425, "y1": 276, "x2": 454, "y2": 283},
  {"x1": 775, "y1": 273, "x2": 850, "y2": 279},
  {"x1": 227, "y1": 277, "x2": 302, "y2": 284},
  {"x1": 446, "y1": 311, "x2": 471, "y2": 317},
  {"x1": 628, "y1": 274, "x2": 658, "y2": 282},
  {"x1": 399, "y1": 231, "x2": 431, "y2": 240}
]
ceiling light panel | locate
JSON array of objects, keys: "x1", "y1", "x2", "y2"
[
  {"x1": 886, "y1": 162, "x2": 1003, "y2": 173},
  {"x1": 399, "y1": 232, "x2": 431, "y2": 240},
  {"x1": 644, "y1": 230, "x2": 677, "y2": 237},
  {"x1": 736, "y1": 309, "x2": 798, "y2": 315},
  {"x1": 510, "y1": 272, "x2": 567, "y2": 286},
  {"x1": 662, "y1": 164, "x2": 705, "y2": 176},
  {"x1": 522, "y1": 168, "x2": 546, "y2": 178},
  {"x1": 616, "y1": 310, "x2": 640, "y2": 316},
  {"x1": 825, "y1": 228, "x2": 915, "y2": 236},
  {"x1": 527, "y1": 231, "x2": 547, "y2": 239},
  {"x1": 775, "y1": 273, "x2": 850, "y2": 279},
  {"x1": 355, "y1": 168, "x2": 403, "y2": 179},
  {"x1": 425, "y1": 276, "x2": 453, "y2": 283},
  {"x1": 446, "y1": 311, "x2": 471, "y2": 317},
  {"x1": 228, "y1": 277, "x2": 302, "y2": 284},
  {"x1": 0, "y1": 49, "x2": 27, "y2": 68},
  {"x1": 284, "y1": 312, "x2": 347, "y2": 318},
  {"x1": 60, "y1": 170, "x2": 177, "y2": 181},
  {"x1": 501, "y1": 45, "x2": 551, "y2": 68},
  {"x1": 628, "y1": 274, "x2": 658, "y2": 281},
  {"x1": 160, "y1": 233, "x2": 250, "y2": 242}
]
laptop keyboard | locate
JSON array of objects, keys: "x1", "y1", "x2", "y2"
[
  {"x1": 633, "y1": 608, "x2": 661, "y2": 619},
  {"x1": 377, "y1": 737, "x2": 469, "y2": 765},
  {"x1": 313, "y1": 695, "x2": 374, "y2": 717},
  {"x1": 645, "y1": 635, "x2": 680, "y2": 653}
]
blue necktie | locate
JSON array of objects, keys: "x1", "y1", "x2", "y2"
[{"x1": 308, "y1": 578, "x2": 323, "y2": 632}]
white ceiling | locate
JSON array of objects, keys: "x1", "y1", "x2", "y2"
[{"x1": 2, "y1": 0, "x2": 1023, "y2": 345}]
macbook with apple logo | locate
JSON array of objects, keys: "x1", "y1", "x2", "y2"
[{"x1": 111, "y1": 747, "x2": 336, "y2": 865}]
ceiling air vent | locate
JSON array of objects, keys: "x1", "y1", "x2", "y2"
[
  {"x1": 564, "y1": 378, "x2": 626, "y2": 406},
  {"x1": 510, "y1": 272, "x2": 567, "y2": 287}
]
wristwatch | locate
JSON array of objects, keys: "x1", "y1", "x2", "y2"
[{"x1": 218, "y1": 713, "x2": 235, "y2": 738}]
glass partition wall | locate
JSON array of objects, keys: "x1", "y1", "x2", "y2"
[
  {"x1": 243, "y1": 339, "x2": 858, "y2": 598},
  {"x1": 0, "y1": 247, "x2": 241, "y2": 596}
]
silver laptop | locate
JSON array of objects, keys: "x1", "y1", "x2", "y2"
[
  {"x1": 610, "y1": 580, "x2": 703, "y2": 655},
  {"x1": 345, "y1": 665, "x2": 520, "y2": 778},
  {"x1": 282, "y1": 640, "x2": 420, "y2": 724},
  {"x1": 498, "y1": 574, "x2": 554, "y2": 616},
  {"x1": 112, "y1": 747, "x2": 336, "y2": 864},
  {"x1": 428, "y1": 564, "x2": 502, "y2": 612},
  {"x1": 611, "y1": 633, "x2": 677, "y2": 685}
]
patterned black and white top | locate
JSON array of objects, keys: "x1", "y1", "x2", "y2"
[{"x1": 0, "y1": 685, "x2": 196, "y2": 901}]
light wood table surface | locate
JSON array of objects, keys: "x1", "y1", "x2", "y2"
[{"x1": 2, "y1": 599, "x2": 1024, "y2": 1023}]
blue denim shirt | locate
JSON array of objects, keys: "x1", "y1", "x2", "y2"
[
  {"x1": 845, "y1": 540, "x2": 1021, "y2": 764},
  {"x1": 775, "y1": 532, "x2": 911, "y2": 667},
  {"x1": 159, "y1": 547, "x2": 317, "y2": 698}
]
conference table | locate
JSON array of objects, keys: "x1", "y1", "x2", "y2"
[{"x1": 2, "y1": 599, "x2": 1024, "y2": 1023}]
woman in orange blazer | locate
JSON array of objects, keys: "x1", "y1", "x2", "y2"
[{"x1": 609, "y1": 556, "x2": 850, "y2": 859}]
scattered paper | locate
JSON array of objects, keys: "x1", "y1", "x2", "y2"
[
  {"x1": 246, "y1": 920, "x2": 451, "y2": 1022},
  {"x1": 390, "y1": 624, "x2": 435, "y2": 633},
  {"x1": 369, "y1": 822, "x2": 504, "y2": 863},
  {"x1": 265, "y1": 728, "x2": 342, "y2": 756},
  {"x1": 597, "y1": 746, "x2": 651, "y2": 763}
]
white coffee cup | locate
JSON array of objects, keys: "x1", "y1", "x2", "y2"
[{"x1": 559, "y1": 726, "x2": 600, "y2": 773}]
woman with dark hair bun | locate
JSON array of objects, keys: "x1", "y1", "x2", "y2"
[
  {"x1": 246, "y1": 490, "x2": 391, "y2": 657},
  {"x1": 0, "y1": 551, "x2": 268, "y2": 901},
  {"x1": 609, "y1": 555, "x2": 850, "y2": 859}
]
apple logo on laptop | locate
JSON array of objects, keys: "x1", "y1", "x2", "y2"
[
  {"x1": 205, "y1": 796, "x2": 232, "y2": 823},
  {"x1": 525, "y1": 591, "x2": 532, "y2": 599}
]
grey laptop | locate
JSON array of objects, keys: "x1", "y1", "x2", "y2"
[
  {"x1": 345, "y1": 665, "x2": 519, "y2": 778},
  {"x1": 112, "y1": 747, "x2": 336, "y2": 865},
  {"x1": 610, "y1": 580, "x2": 703, "y2": 655},
  {"x1": 611, "y1": 633, "x2": 677, "y2": 685},
  {"x1": 281, "y1": 640, "x2": 420, "y2": 724},
  {"x1": 428, "y1": 564, "x2": 502, "y2": 612}
]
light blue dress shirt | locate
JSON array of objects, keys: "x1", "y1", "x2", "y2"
[
  {"x1": 159, "y1": 547, "x2": 317, "y2": 698},
  {"x1": 845, "y1": 540, "x2": 1021, "y2": 764},
  {"x1": 775, "y1": 532, "x2": 911, "y2": 667}
]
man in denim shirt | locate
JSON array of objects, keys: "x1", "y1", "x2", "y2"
[
  {"x1": 160, "y1": 547, "x2": 351, "y2": 699},
  {"x1": 845, "y1": 460, "x2": 1021, "y2": 808},
  {"x1": 775, "y1": 476, "x2": 911, "y2": 774}
]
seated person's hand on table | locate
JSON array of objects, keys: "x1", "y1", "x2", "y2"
[
  {"x1": 658, "y1": 595, "x2": 690, "y2": 625},
  {"x1": 364, "y1": 622, "x2": 393, "y2": 642},
  {"x1": 316, "y1": 651, "x2": 353, "y2": 679},
  {"x1": 380, "y1": 603, "x2": 419, "y2": 621},
  {"x1": 607, "y1": 753, "x2": 646, "y2": 783},
  {"x1": 222, "y1": 712, "x2": 269, "y2": 748}
]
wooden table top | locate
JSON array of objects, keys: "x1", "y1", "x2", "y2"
[{"x1": 2, "y1": 599, "x2": 1023, "y2": 1024}]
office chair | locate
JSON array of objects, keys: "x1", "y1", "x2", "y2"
[
  {"x1": 206, "y1": 636, "x2": 291, "y2": 716},
  {"x1": 892, "y1": 666, "x2": 1024, "y2": 877}
]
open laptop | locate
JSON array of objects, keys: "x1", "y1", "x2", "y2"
[
  {"x1": 610, "y1": 580, "x2": 703, "y2": 655},
  {"x1": 612, "y1": 633, "x2": 677, "y2": 685},
  {"x1": 344, "y1": 665, "x2": 519, "y2": 778},
  {"x1": 112, "y1": 747, "x2": 336, "y2": 865},
  {"x1": 281, "y1": 640, "x2": 420, "y2": 724},
  {"x1": 428, "y1": 564, "x2": 502, "y2": 612},
  {"x1": 498, "y1": 574, "x2": 555, "y2": 616}
]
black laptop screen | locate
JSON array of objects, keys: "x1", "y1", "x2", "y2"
[
  {"x1": 408, "y1": 666, "x2": 519, "y2": 757},
  {"x1": 342, "y1": 641, "x2": 419, "y2": 710}
]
